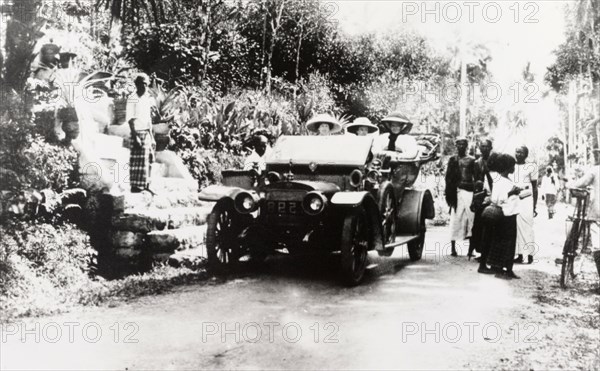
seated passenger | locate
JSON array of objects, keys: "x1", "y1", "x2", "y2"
[
  {"x1": 243, "y1": 135, "x2": 270, "y2": 172},
  {"x1": 345, "y1": 117, "x2": 379, "y2": 136},
  {"x1": 306, "y1": 113, "x2": 342, "y2": 136},
  {"x1": 373, "y1": 111, "x2": 419, "y2": 159}
]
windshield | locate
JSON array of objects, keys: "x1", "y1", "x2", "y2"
[{"x1": 266, "y1": 135, "x2": 374, "y2": 166}]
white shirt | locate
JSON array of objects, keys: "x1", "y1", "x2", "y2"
[
  {"x1": 568, "y1": 165, "x2": 600, "y2": 221},
  {"x1": 491, "y1": 175, "x2": 520, "y2": 216},
  {"x1": 373, "y1": 133, "x2": 419, "y2": 158},
  {"x1": 125, "y1": 92, "x2": 154, "y2": 131},
  {"x1": 510, "y1": 162, "x2": 538, "y2": 189},
  {"x1": 540, "y1": 174, "x2": 559, "y2": 195}
]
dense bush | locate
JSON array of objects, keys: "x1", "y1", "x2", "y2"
[{"x1": 0, "y1": 221, "x2": 96, "y2": 319}]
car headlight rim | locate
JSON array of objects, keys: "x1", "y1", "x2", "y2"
[
  {"x1": 234, "y1": 191, "x2": 259, "y2": 213},
  {"x1": 349, "y1": 169, "x2": 363, "y2": 188},
  {"x1": 302, "y1": 192, "x2": 327, "y2": 215}
]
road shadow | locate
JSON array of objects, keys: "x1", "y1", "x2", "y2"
[{"x1": 211, "y1": 250, "x2": 417, "y2": 287}]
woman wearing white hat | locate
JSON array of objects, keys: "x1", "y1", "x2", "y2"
[
  {"x1": 306, "y1": 113, "x2": 342, "y2": 136},
  {"x1": 346, "y1": 117, "x2": 379, "y2": 136},
  {"x1": 373, "y1": 111, "x2": 419, "y2": 158}
]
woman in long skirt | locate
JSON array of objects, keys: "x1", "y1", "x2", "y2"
[{"x1": 486, "y1": 153, "x2": 522, "y2": 279}]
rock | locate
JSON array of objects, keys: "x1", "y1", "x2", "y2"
[
  {"x1": 146, "y1": 225, "x2": 207, "y2": 252},
  {"x1": 115, "y1": 247, "x2": 142, "y2": 259},
  {"x1": 111, "y1": 230, "x2": 145, "y2": 248},
  {"x1": 112, "y1": 206, "x2": 213, "y2": 233}
]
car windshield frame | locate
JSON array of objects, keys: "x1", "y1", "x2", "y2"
[{"x1": 266, "y1": 135, "x2": 374, "y2": 167}]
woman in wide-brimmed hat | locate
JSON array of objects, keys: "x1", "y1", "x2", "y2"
[
  {"x1": 345, "y1": 117, "x2": 379, "y2": 136},
  {"x1": 373, "y1": 111, "x2": 418, "y2": 158},
  {"x1": 306, "y1": 113, "x2": 342, "y2": 135}
]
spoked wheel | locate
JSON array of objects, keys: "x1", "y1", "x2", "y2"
[
  {"x1": 407, "y1": 215, "x2": 426, "y2": 261},
  {"x1": 340, "y1": 210, "x2": 370, "y2": 286},
  {"x1": 560, "y1": 221, "x2": 580, "y2": 288},
  {"x1": 560, "y1": 252, "x2": 576, "y2": 288},
  {"x1": 206, "y1": 204, "x2": 242, "y2": 271},
  {"x1": 377, "y1": 184, "x2": 396, "y2": 257}
]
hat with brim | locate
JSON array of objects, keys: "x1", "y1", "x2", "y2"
[
  {"x1": 306, "y1": 113, "x2": 342, "y2": 134},
  {"x1": 381, "y1": 111, "x2": 413, "y2": 134},
  {"x1": 346, "y1": 117, "x2": 379, "y2": 134},
  {"x1": 455, "y1": 136, "x2": 468, "y2": 144}
]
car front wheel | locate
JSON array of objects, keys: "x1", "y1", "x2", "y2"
[
  {"x1": 206, "y1": 204, "x2": 242, "y2": 270},
  {"x1": 340, "y1": 210, "x2": 370, "y2": 286}
]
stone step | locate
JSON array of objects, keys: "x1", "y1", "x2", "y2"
[
  {"x1": 103, "y1": 191, "x2": 214, "y2": 212},
  {"x1": 93, "y1": 133, "x2": 124, "y2": 153},
  {"x1": 151, "y1": 162, "x2": 169, "y2": 178},
  {"x1": 112, "y1": 205, "x2": 214, "y2": 233},
  {"x1": 151, "y1": 177, "x2": 199, "y2": 193},
  {"x1": 146, "y1": 225, "x2": 207, "y2": 253}
]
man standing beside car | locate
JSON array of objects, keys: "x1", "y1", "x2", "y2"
[
  {"x1": 244, "y1": 135, "x2": 270, "y2": 172},
  {"x1": 127, "y1": 73, "x2": 156, "y2": 194},
  {"x1": 445, "y1": 137, "x2": 476, "y2": 257}
]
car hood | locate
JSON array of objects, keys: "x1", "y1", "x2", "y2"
[{"x1": 264, "y1": 180, "x2": 340, "y2": 194}]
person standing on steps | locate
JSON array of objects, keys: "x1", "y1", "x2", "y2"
[
  {"x1": 126, "y1": 73, "x2": 156, "y2": 194},
  {"x1": 445, "y1": 137, "x2": 476, "y2": 257},
  {"x1": 511, "y1": 145, "x2": 538, "y2": 265}
]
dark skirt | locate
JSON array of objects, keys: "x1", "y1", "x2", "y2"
[
  {"x1": 486, "y1": 213, "x2": 517, "y2": 270},
  {"x1": 471, "y1": 211, "x2": 484, "y2": 253}
]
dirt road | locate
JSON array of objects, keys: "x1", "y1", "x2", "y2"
[{"x1": 1, "y1": 204, "x2": 598, "y2": 370}]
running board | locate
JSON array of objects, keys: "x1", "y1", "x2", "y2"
[{"x1": 384, "y1": 234, "x2": 419, "y2": 249}]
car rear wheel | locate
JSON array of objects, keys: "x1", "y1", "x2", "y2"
[
  {"x1": 206, "y1": 204, "x2": 242, "y2": 270},
  {"x1": 407, "y1": 214, "x2": 426, "y2": 261},
  {"x1": 340, "y1": 210, "x2": 369, "y2": 286}
]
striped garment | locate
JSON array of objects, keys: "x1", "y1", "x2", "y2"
[{"x1": 129, "y1": 130, "x2": 155, "y2": 190}]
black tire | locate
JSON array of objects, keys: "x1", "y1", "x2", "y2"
[
  {"x1": 206, "y1": 204, "x2": 241, "y2": 271},
  {"x1": 560, "y1": 221, "x2": 579, "y2": 288},
  {"x1": 377, "y1": 184, "x2": 396, "y2": 257},
  {"x1": 340, "y1": 210, "x2": 370, "y2": 286},
  {"x1": 560, "y1": 253, "x2": 575, "y2": 289},
  {"x1": 407, "y1": 215, "x2": 426, "y2": 261}
]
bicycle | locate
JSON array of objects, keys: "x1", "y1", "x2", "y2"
[{"x1": 559, "y1": 188, "x2": 593, "y2": 289}]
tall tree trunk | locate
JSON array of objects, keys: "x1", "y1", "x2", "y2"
[
  {"x1": 265, "y1": 0, "x2": 286, "y2": 95},
  {"x1": 295, "y1": 21, "x2": 303, "y2": 83},
  {"x1": 201, "y1": 1, "x2": 212, "y2": 82},
  {"x1": 260, "y1": 0, "x2": 267, "y2": 89}
]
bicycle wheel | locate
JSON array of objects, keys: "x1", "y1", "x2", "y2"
[{"x1": 560, "y1": 220, "x2": 580, "y2": 289}]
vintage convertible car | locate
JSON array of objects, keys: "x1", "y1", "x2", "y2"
[{"x1": 198, "y1": 134, "x2": 438, "y2": 285}]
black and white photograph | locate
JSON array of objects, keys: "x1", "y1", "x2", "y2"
[{"x1": 0, "y1": 0, "x2": 599, "y2": 369}]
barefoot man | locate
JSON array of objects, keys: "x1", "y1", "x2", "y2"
[{"x1": 445, "y1": 137, "x2": 476, "y2": 257}]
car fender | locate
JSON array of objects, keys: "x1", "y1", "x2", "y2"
[
  {"x1": 396, "y1": 189, "x2": 435, "y2": 235},
  {"x1": 198, "y1": 184, "x2": 246, "y2": 202},
  {"x1": 331, "y1": 192, "x2": 384, "y2": 251}
]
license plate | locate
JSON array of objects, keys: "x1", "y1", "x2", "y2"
[{"x1": 266, "y1": 201, "x2": 300, "y2": 215}]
